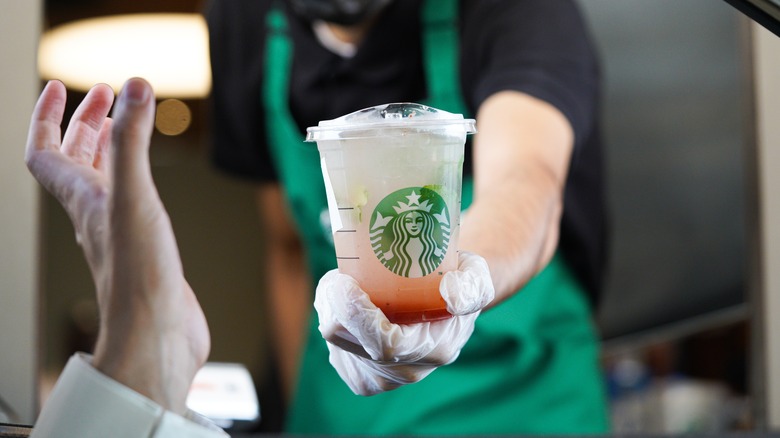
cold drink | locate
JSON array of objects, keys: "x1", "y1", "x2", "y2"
[{"x1": 307, "y1": 103, "x2": 475, "y2": 324}]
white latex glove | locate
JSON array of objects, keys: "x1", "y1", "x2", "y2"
[{"x1": 314, "y1": 251, "x2": 495, "y2": 396}]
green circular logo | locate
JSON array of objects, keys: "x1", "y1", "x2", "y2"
[{"x1": 369, "y1": 187, "x2": 451, "y2": 278}]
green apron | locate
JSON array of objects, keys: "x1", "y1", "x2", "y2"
[{"x1": 262, "y1": 1, "x2": 610, "y2": 434}]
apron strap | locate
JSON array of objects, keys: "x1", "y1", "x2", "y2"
[
  {"x1": 262, "y1": 3, "x2": 331, "y2": 254},
  {"x1": 421, "y1": 0, "x2": 469, "y2": 116},
  {"x1": 263, "y1": 5, "x2": 301, "y2": 152}
]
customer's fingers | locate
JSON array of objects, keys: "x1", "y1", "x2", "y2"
[
  {"x1": 25, "y1": 81, "x2": 93, "y2": 211},
  {"x1": 26, "y1": 80, "x2": 66, "y2": 159},
  {"x1": 109, "y1": 78, "x2": 183, "y2": 298},
  {"x1": 60, "y1": 83, "x2": 114, "y2": 166},
  {"x1": 109, "y1": 78, "x2": 159, "y2": 217},
  {"x1": 94, "y1": 118, "x2": 114, "y2": 176}
]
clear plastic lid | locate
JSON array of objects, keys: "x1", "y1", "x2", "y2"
[{"x1": 305, "y1": 102, "x2": 477, "y2": 141}]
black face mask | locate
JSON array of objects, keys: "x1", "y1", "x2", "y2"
[{"x1": 288, "y1": 0, "x2": 392, "y2": 26}]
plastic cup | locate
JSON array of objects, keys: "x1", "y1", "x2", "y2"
[{"x1": 306, "y1": 103, "x2": 476, "y2": 324}]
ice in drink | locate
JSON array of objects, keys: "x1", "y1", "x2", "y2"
[{"x1": 307, "y1": 103, "x2": 476, "y2": 324}]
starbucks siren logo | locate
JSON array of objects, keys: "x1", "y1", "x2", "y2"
[{"x1": 369, "y1": 187, "x2": 450, "y2": 278}]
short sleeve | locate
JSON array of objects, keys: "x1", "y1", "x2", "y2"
[{"x1": 461, "y1": 0, "x2": 600, "y2": 151}]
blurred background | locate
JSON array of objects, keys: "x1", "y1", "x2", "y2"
[{"x1": 2, "y1": 0, "x2": 779, "y2": 434}]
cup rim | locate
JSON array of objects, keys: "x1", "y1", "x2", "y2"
[{"x1": 304, "y1": 102, "x2": 477, "y2": 142}]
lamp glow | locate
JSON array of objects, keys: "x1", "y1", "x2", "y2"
[{"x1": 38, "y1": 14, "x2": 211, "y2": 99}]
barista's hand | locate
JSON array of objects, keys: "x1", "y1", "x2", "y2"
[
  {"x1": 25, "y1": 79, "x2": 210, "y2": 414},
  {"x1": 314, "y1": 251, "x2": 494, "y2": 395}
]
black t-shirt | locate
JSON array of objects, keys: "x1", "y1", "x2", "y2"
[{"x1": 206, "y1": 0, "x2": 606, "y2": 305}]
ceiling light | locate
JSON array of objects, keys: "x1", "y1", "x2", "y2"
[{"x1": 38, "y1": 13, "x2": 211, "y2": 99}]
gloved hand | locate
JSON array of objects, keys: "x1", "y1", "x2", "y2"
[{"x1": 314, "y1": 251, "x2": 495, "y2": 396}]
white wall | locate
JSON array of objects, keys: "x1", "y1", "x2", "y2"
[
  {"x1": 0, "y1": 0, "x2": 42, "y2": 425},
  {"x1": 754, "y1": 22, "x2": 780, "y2": 429}
]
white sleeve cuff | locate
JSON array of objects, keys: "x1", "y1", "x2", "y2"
[{"x1": 31, "y1": 353, "x2": 227, "y2": 438}]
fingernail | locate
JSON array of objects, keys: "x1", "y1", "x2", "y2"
[
  {"x1": 123, "y1": 79, "x2": 149, "y2": 104},
  {"x1": 44, "y1": 79, "x2": 60, "y2": 91}
]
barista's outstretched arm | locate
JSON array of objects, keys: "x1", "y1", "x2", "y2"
[{"x1": 461, "y1": 90, "x2": 574, "y2": 305}]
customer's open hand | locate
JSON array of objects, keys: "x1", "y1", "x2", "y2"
[{"x1": 25, "y1": 79, "x2": 210, "y2": 414}]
